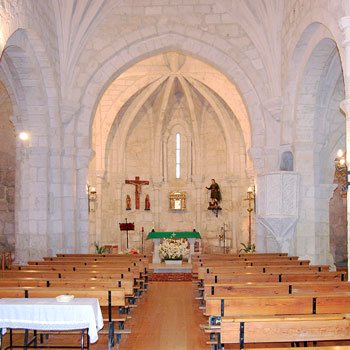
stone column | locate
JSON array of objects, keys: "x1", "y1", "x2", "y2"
[
  {"x1": 228, "y1": 178, "x2": 239, "y2": 252},
  {"x1": 93, "y1": 170, "x2": 104, "y2": 247},
  {"x1": 61, "y1": 146, "x2": 77, "y2": 253},
  {"x1": 339, "y1": 16, "x2": 350, "y2": 279},
  {"x1": 115, "y1": 178, "x2": 123, "y2": 252},
  {"x1": 162, "y1": 139, "x2": 168, "y2": 182},
  {"x1": 192, "y1": 176, "x2": 202, "y2": 233},
  {"x1": 76, "y1": 148, "x2": 93, "y2": 253},
  {"x1": 60, "y1": 103, "x2": 80, "y2": 254},
  {"x1": 152, "y1": 176, "x2": 163, "y2": 230},
  {"x1": 15, "y1": 145, "x2": 49, "y2": 263}
]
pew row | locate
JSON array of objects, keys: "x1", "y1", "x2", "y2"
[{"x1": 219, "y1": 314, "x2": 350, "y2": 349}]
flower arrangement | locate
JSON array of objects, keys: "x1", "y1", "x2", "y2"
[{"x1": 158, "y1": 238, "x2": 189, "y2": 260}]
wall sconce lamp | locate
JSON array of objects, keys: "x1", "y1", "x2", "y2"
[
  {"x1": 334, "y1": 149, "x2": 349, "y2": 192},
  {"x1": 19, "y1": 132, "x2": 29, "y2": 141},
  {"x1": 244, "y1": 186, "x2": 255, "y2": 246},
  {"x1": 87, "y1": 185, "x2": 97, "y2": 212}
]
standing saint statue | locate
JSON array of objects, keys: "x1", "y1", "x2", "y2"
[
  {"x1": 206, "y1": 179, "x2": 222, "y2": 208},
  {"x1": 145, "y1": 194, "x2": 150, "y2": 210},
  {"x1": 126, "y1": 195, "x2": 131, "y2": 210}
]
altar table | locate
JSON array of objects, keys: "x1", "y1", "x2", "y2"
[
  {"x1": 0, "y1": 298, "x2": 103, "y2": 348},
  {"x1": 146, "y1": 231, "x2": 201, "y2": 263}
]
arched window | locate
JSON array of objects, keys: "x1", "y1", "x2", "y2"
[{"x1": 176, "y1": 133, "x2": 181, "y2": 178}]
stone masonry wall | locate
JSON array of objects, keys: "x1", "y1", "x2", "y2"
[
  {"x1": 329, "y1": 174, "x2": 347, "y2": 265},
  {"x1": 0, "y1": 86, "x2": 15, "y2": 254}
]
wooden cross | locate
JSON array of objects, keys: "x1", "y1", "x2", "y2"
[{"x1": 125, "y1": 176, "x2": 149, "y2": 209}]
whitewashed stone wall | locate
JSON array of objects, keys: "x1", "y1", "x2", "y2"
[
  {"x1": 0, "y1": 84, "x2": 15, "y2": 254},
  {"x1": 0, "y1": 1, "x2": 348, "y2": 265}
]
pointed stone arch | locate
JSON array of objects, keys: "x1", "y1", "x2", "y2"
[
  {"x1": 283, "y1": 21, "x2": 345, "y2": 265},
  {"x1": 1, "y1": 28, "x2": 60, "y2": 262}
]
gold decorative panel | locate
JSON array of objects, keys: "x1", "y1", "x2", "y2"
[{"x1": 169, "y1": 191, "x2": 186, "y2": 210}]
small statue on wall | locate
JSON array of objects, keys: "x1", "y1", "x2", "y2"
[
  {"x1": 126, "y1": 195, "x2": 131, "y2": 210},
  {"x1": 206, "y1": 179, "x2": 222, "y2": 209},
  {"x1": 145, "y1": 194, "x2": 150, "y2": 210}
]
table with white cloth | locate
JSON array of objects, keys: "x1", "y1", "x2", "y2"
[{"x1": 0, "y1": 298, "x2": 104, "y2": 349}]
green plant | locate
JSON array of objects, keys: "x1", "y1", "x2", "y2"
[
  {"x1": 239, "y1": 242, "x2": 256, "y2": 253},
  {"x1": 94, "y1": 242, "x2": 106, "y2": 254}
]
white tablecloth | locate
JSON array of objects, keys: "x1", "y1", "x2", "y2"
[{"x1": 0, "y1": 298, "x2": 104, "y2": 343}]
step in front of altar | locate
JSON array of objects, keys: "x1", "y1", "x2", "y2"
[{"x1": 150, "y1": 263, "x2": 192, "y2": 274}]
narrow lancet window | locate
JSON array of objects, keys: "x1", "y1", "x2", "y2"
[{"x1": 176, "y1": 133, "x2": 181, "y2": 178}]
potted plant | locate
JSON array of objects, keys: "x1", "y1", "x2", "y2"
[
  {"x1": 239, "y1": 242, "x2": 256, "y2": 254},
  {"x1": 94, "y1": 242, "x2": 106, "y2": 254},
  {"x1": 158, "y1": 238, "x2": 189, "y2": 264}
]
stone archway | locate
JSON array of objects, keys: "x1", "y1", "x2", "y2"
[
  {"x1": 0, "y1": 29, "x2": 55, "y2": 263},
  {"x1": 286, "y1": 23, "x2": 345, "y2": 265},
  {"x1": 87, "y1": 52, "x2": 255, "y2": 253}
]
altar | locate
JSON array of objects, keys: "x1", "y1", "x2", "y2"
[{"x1": 146, "y1": 231, "x2": 201, "y2": 264}]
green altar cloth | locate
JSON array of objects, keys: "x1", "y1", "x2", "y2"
[{"x1": 146, "y1": 231, "x2": 201, "y2": 239}]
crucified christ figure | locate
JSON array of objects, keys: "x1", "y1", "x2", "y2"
[{"x1": 125, "y1": 176, "x2": 149, "y2": 209}]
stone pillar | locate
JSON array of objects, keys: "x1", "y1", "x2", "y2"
[
  {"x1": 162, "y1": 139, "x2": 167, "y2": 182},
  {"x1": 61, "y1": 146, "x2": 77, "y2": 253},
  {"x1": 228, "y1": 178, "x2": 239, "y2": 252},
  {"x1": 115, "y1": 179, "x2": 123, "y2": 252},
  {"x1": 93, "y1": 170, "x2": 104, "y2": 247},
  {"x1": 61, "y1": 102, "x2": 81, "y2": 254},
  {"x1": 76, "y1": 148, "x2": 93, "y2": 253},
  {"x1": 15, "y1": 145, "x2": 49, "y2": 263},
  {"x1": 192, "y1": 176, "x2": 202, "y2": 233},
  {"x1": 152, "y1": 176, "x2": 163, "y2": 230},
  {"x1": 339, "y1": 16, "x2": 350, "y2": 279},
  {"x1": 47, "y1": 147, "x2": 64, "y2": 256}
]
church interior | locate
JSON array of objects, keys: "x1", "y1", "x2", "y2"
[{"x1": 0, "y1": 0, "x2": 350, "y2": 349}]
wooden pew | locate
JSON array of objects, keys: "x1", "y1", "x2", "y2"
[
  {"x1": 205, "y1": 293, "x2": 350, "y2": 317},
  {"x1": 0, "y1": 269, "x2": 133, "y2": 278},
  {"x1": 192, "y1": 253, "x2": 290, "y2": 261},
  {"x1": 204, "y1": 281, "x2": 350, "y2": 297},
  {"x1": 197, "y1": 265, "x2": 328, "y2": 280},
  {"x1": 202, "y1": 271, "x2": 346, "y2": 285},
  {"x1": 192, "y1": 256, "x2": 304, "y2": 274},
  {"x1": 220, "y1": 314, "x2": 350, "y2": 349},
  {"x1": 6, "y1": 266, "x2": 146, "y2": 295}
]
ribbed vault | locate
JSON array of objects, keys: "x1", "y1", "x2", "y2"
[{"x1": 92, "y1": 52, "x2": 251, "y2": 178}]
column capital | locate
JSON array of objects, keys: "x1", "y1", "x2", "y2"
[
  {"x1": 340, "y1": 98, "x2": 350, "y2": 114},
  {"x1": 60, "y1": 100, "x2": 81, "y2": 125},
  {"x1": 151, "y1": 175, "x2": 163, "y2": 187},
  {"x1": 76, "y1": 148, "x2": 94, "y2": 169},
  {"x1": 339, "y1": 16, "x2": 350, "y2": 33},
  {"x1": 262, "y1": 96, "x2": 282, "y2": 121}
]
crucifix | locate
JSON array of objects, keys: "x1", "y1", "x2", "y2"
[{"x1": 125, "y1": 176, "x2": 149, "y2": 209}]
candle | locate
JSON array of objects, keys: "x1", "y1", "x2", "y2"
[{"x1": 152, "y1": 221, "x2": 154, "y2": 229}]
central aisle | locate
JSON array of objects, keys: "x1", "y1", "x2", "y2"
[{"x1": 118, "y1": 281, "x2": 208, "y2": 350}]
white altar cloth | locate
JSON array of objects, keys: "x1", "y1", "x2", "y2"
[{"x1": 0, "y1": 298, "x2": 103, "y2": 343}]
